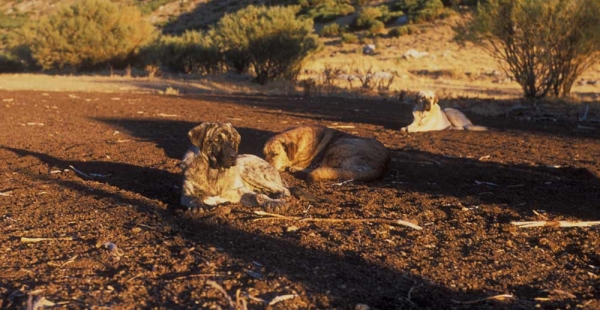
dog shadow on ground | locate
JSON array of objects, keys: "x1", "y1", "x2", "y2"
[
  {"x1": 2, "y1": 140, "x2": 597, "y2": 308},
  {"x1": 184, "y1": 94, "x2": 600, "y2": 139},
  {"x1": 94, "y1": 117, "x2": 277, "y2": 159},
  {"x1": 0, "y1": 145, "x2": 489, "y2": 309},
  {"x1": 385, "y1": 148, "x2": 600, "y2": 220}
]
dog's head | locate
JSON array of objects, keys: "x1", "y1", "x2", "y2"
[
  {"x1": 188, "y1": 122, "x2": 241, "y2": 169},
  {"x1": 263, "y1": 138, "x2": 297, "y2": 171},
  {"x1": 415, "y1": 90, "x2": 438, "y2": 112}
]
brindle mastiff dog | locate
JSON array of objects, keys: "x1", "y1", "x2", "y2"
[
  {"x1": 401, "y1": 90, "x2": 488, "y2": 133},
  {"x1": 263, "y1": 125, "x2": 390, "y2": 182},
  {"x1": 180, "y1": 122, "x2": 289, "y2": 211}
]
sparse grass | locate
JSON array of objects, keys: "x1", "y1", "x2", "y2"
[
  {"x1": 410, "y1": 69, "x2": 465, "y2": 79},
  {"x1": 137, "y1": 0, "x2": 174, "y2": 15},
  {"x1": 341, "y1": 33, "x2": 359, "y2": 44},
  {"x1": 321, "y1": 23, "x2": 340, "y2": 37},
  {"x1": 303, "y1": 0, "x2": 355, "y2": 23},
  {"x1": 388, "y1": 25, "x2": 418, "y2": 37},
  {"x1": 0, "y1": 12, "x2": 29, "y2": 29}
]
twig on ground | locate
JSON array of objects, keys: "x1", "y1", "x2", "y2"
[
  {"x1": 479, "y1": 155, "x2": 491, "y2": 161},
  {"x1": 47, "y1": 255, "x2": 78, "y2": 268},
  {"x1": 532, "y1": 210, "x2": 549, "y2": 221},
  {"x1": 268, "y1": 294, "x2": 297, "y2": 306},
  {"x1": 577, "y1": 125, "x2": 596, "y2": 130},
  {"x1": 157, "y1": 113, "x2": 178, "y2": 118},
  {"x1": 0, "y1": 191, "x2": 12, "y2": 196},
  {"x1": 206, "y1": 280, "x2": 235, "y2": 309},
  {"x1": 100, "y1": 242, "x2": 124, "y2": 260},
  {"x1": 68, "y1": 165, "x2": 92, "y2": 179},
  {"x1": 511, "y1": 220, "x2": 600, "y2": 228},
  {"x1": 474, "y1": 180, "x2": 497, "y2": 186},
  {"x1": 243, "y1": 292, "x2": 267, "y2": 304},
  {"x1": 27, "y1": 295, "x2": 55, "y2": 310},
  {"x1": 173, "y1": 273, "x2": 215, "y2": 280},
  {"x1": 540, "y1": 289, "x2": 576, "y2": 298},
  {"x1": 452, "y1": 294, "x2": 514, "y2": 305},
  {"x1": 20, "y1": 237, "x2": 74, "y2": 243},
  {"x1": 328, "y1": 125, "x2": 355, "y2": 129},
  {"x1": 579, "y1": 103, "x2": 589, "y2": 121},
  {"x1": 332, "y1": 179, "x2": 354, "y2": 186},
  {"x1": 253, "y1": 211, "x2": 422, "y2": 230}
]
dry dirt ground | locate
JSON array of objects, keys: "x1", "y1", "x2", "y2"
[{"x1": 0, "y1": 89, "x2": 599, "y2": 309}]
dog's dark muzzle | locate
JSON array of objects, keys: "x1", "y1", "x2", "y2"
[{"x1": 218, "y1": 143, "x2": 238, "y2": 168}]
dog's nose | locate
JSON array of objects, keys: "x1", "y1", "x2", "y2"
[{"x1": 227, "y1": 149, "x2": 237, "y2": 159}]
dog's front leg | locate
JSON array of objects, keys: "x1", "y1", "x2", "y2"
[
  {"x1": 238, "y1": 189, "x2": 288, "y2": 213},
  {"x1": 181, "y1": 179, "x2": 215, "y2": 212}
]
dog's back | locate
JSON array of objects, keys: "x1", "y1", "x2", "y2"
[
  {"x1": 308, "y1": 137, "x2": 391, "y2": 182},
  {"x1": 444, "y1": 108, "x2": 488, "y2": 131}
]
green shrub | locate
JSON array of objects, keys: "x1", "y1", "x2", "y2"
[
  {"x1": 368, "y1": 20, "x2": 385, "y2": 36},
  {"x1": 137, "y1": 0, "x2": 171, "y2": 15},
  {"x1": 457, "y1": 0, "x2": 600, "y2": 98},
  {"x1": 388, "y1": 25, "x2": 417, "y2": 37},
  {"x1": 140, "y1": 31, "x2": 223, "y2": 75},
  {"x1": 321, "y1": 23, "x2": 341, "y2": 37},
  {"x1": 392, "y1": 0, "x2": 446, "y2": 23},
  {"x1": 212, "y1": 5, "x2": 320, "y2": 84},
  {"x1": 341, "y1": 33, "x2": 359, "y2": 44},
  {"x1": 413, "y1": 0, "x2": 444, "y2": 22},
  {"x1": 355, "y1": 7, "x2": 383, "y2": 29},
  {"x1": 304, "y1": 0, "x2": 355, "y2": 23},
  {"x1": 9, "y1": 0, "x2": 156, "y2": 71},
  {"x1": 0, "y1": 12, "x2": 28, "y2": 30}
]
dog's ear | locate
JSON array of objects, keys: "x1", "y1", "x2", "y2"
[
  {"x1": 188, "y1": 123, "x2": 214, "y2": 149},
  {"x1": 283, "y1": 141, "x2": 297, "y2": 161},
  {"x1": 224, "y1": 123, "x2": 241, "y2": 150}
]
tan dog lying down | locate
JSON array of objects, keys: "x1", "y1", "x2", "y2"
[
  {"x1": 180, "y1": 122, "x2": 289, "y2": 211},
  {"x1": 401, "y1": 90, "x2": 488, "y2": 133},
  {"x1": 263, "y1": 125, "x2": 390, "y2": 182}
]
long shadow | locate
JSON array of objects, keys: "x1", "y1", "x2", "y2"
[
  {"x1": 90, "y1": 116, "x2": 600, "y2": 222},
  {"x1": 388, "y1": 148, "x2": 600, "y2": 220},
  {"x1": 1, "y1": 146, "x2": 181, "y2": 204},
  {"x1": 0, "y1": 146, "x2": 481, "y2": 309},
  {"x1": 180, "y1": 93, "x2": 600, "y2": 139},
  {"x1": 161, "y1": 0, "x2": 296, "y2": 34},
  {"x1": 93, "y1": 118, "x2": 275, "y2": 160},
  {"x1": 3, "y1": 145, "x2": 597, "y2": 308}
]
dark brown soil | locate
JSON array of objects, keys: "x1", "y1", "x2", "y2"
[{"x1": 1, "y1": 90, "x2": 599, "y2": 309}]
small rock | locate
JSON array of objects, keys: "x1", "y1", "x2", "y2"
[
  {"x1": 355, "y1": 303, "x2": 371, "y2": 310},
  {"x1": 363, "y1": 44, "x2": 376, "y2": 55}
]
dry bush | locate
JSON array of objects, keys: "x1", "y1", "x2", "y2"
[
  {"x1": 140, "y1": 31, "x2": 223, "y2": 75},
  {"x1": 457, "y1": 0, "x2": 600, "y2": 99},
  {"x1": 321, "y1": 23, "x2": 341, "y2": 37},
  {"x1": 302, "y1": 0, "x2": 355, "y2": 23},
  {"x1": 212, "y1": 5, "x2": 320, "y2": 85},
  {"x1": 392, "y1": 0, "x2": 446, "y2": 23},
  {"x1": 9, "y1": 0, "x2": 156, "y2": 71}
]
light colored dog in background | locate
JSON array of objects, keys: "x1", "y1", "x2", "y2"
[
  {"x1": 180, "y1": 122, "x2": 290, "y2": 211},
  {"x1": 263, "y1": 125, "x2": 390, "y2": 182},
  {"x1": 401, "y1": 90, "x2": 488, "y2": 133}
]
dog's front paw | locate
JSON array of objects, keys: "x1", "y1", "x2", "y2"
[
  {"x1": 181, "y1": 195, "x2": 212, "y2": 213},
  {"x1": 400, "y1": 127, "x2": 409, "y2": 134},
  {"x1": 257, "y1": 194, "x2": 289, "y2": 214}
]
